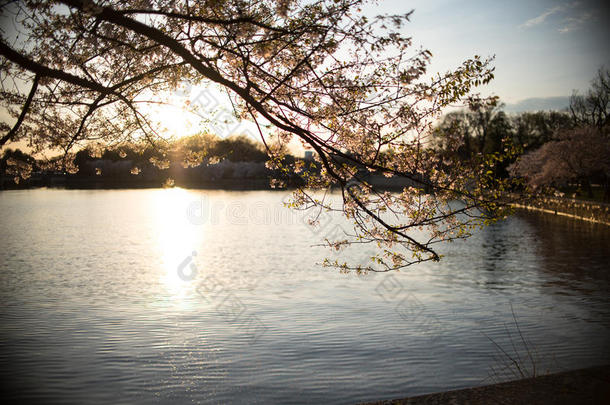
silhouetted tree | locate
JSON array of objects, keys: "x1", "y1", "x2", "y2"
[
  {"x1": 1, "y1": 148, "x2": 38, "y2": 182},
  {"x1": 569, "y1": 68, "x2": 610, "y2": 129},
  {"x1": 510, "y1": 111, "x2": 573, "y2": 152},
  {"x1": 212, "y1": 136, "x2": 267, "y2": 162},
  {"x1": 0, "y1": 0, "x2": 510, "y2": 271}
]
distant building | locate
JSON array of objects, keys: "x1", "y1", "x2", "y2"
[{"x1": 304, "y1": 150, "x2": 314, "y2": 160}]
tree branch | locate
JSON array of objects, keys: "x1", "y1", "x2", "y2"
[{"x1": 0, "y1": 74, "x2": 40, "y2": 147}]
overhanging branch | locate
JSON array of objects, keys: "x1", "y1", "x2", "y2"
[{"x1": 0, "y1": 73, "x2": 40, "y2": 147}]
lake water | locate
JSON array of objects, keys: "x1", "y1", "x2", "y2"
[{"x1": 1, "y1": 189, "x2": 609, "y2": 404}]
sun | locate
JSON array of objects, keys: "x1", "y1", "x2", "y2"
[{"x1": 151, "y1": 103, "x2": 201, "y2": 139}]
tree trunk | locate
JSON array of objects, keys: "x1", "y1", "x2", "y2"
[{"x1": 582, "y1": 178, "x2": 594, "y2": 199}]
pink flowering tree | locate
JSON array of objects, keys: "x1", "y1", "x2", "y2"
[{"x1": 509, "y1": 126, "x2": 610, "y2": 198}]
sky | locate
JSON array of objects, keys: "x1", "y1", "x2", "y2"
[
  {"x1": 363, "y1": 0, "x2": 610, "y2": 109},
  {"x1": 2, "y1": 0, "x2": 610, "y2": 154},
  {"x1": 166, "y1": 0, "x2": 610, "y2": 141}
]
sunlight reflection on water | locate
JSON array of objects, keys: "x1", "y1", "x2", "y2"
[{"x1": 0, "y1": 188, "x2": 609, "y2": 404}]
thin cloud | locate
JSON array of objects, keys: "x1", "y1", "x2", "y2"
[
  {"x1": 558, "y1": 11, "x2": 593, "y2": 33},
  {"x1": 520, "y1": 2, "x2": 581, "y2": 29},
  {"x1": 521, "y1": 6, "x2": 564, "y2": 28}
]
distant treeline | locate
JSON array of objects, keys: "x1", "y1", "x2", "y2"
[
  {"x1": 2, "y1": 70, "x2": 609, "y2": 199},
  {"x1": 0, "y1": 134, "x2": 310, "y2": 189},
  {"x1": 432, "y1": 68, "x2": 609, "y2": 201}
]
